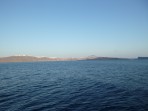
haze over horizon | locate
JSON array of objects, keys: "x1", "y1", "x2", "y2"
[
  {"x1": 0, "y1": 54, "x2": 142, "y2": 59},
  {"x1": 1, "y1": 0, "x2": 148, "y2": 58}
]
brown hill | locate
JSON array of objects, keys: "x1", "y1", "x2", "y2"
[
  {"x1": 0, "y1": 55, "x2": 126, "y2": 63},
  {"x1": 0, "y1": 56, "x2": 57, "y2": 63}
]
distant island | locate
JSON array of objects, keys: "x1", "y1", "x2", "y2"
[
  {"x1": 138, "y1": 57, "x2": 148, "y2": 59},
  {"x1": 0, "y1": 55, "x2": 77, "y2": 63},
  {"x1": 0, "y1": 55, "x2": 130, "y2": 63}
]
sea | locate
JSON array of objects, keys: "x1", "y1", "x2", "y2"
[{"x1": 0, "y1": 60, "x2": 148, "y2": 111}]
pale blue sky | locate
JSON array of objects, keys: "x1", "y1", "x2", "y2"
[{"x1": 0, "y1": 0, "x2": 148, "y2": 58}]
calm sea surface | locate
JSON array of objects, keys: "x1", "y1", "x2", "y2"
[{"x1": 0, "y1": 60, "x2": 148, "y2": 111}]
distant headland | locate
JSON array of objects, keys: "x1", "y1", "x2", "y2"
[
  {"x1": 0, "y1": 55, "x2": 146, "y2": 63},
  {"x1": 138, "y1": 57, "x2": 148, "y2": 59}
]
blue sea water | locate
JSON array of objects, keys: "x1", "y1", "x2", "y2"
[{"x1": 0, "y1": 60, "x2": 148, "y2": 111}]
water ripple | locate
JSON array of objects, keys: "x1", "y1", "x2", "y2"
[{"x1": 0, "y1": 60, "x2": 148, "y2": 111}]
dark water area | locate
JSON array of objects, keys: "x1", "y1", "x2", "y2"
[{"x1": 0, "y1": 60, "x2": 148, "y2": 111}]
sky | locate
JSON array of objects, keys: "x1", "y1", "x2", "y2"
[{"x1": 0, "y1": 0, "x2": 148, "y2": 58}]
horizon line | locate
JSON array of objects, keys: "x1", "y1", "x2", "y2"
[{"x1": 0, "y1": 54, "x2": 142, "y2": 59}]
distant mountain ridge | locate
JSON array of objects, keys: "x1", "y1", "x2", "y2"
[
  {"x1": 0, "y1": 55, "x2": 81, "y2": 63},
  {"x1": 0, "y1": 55, "x2": 129, "y2": 63}
]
